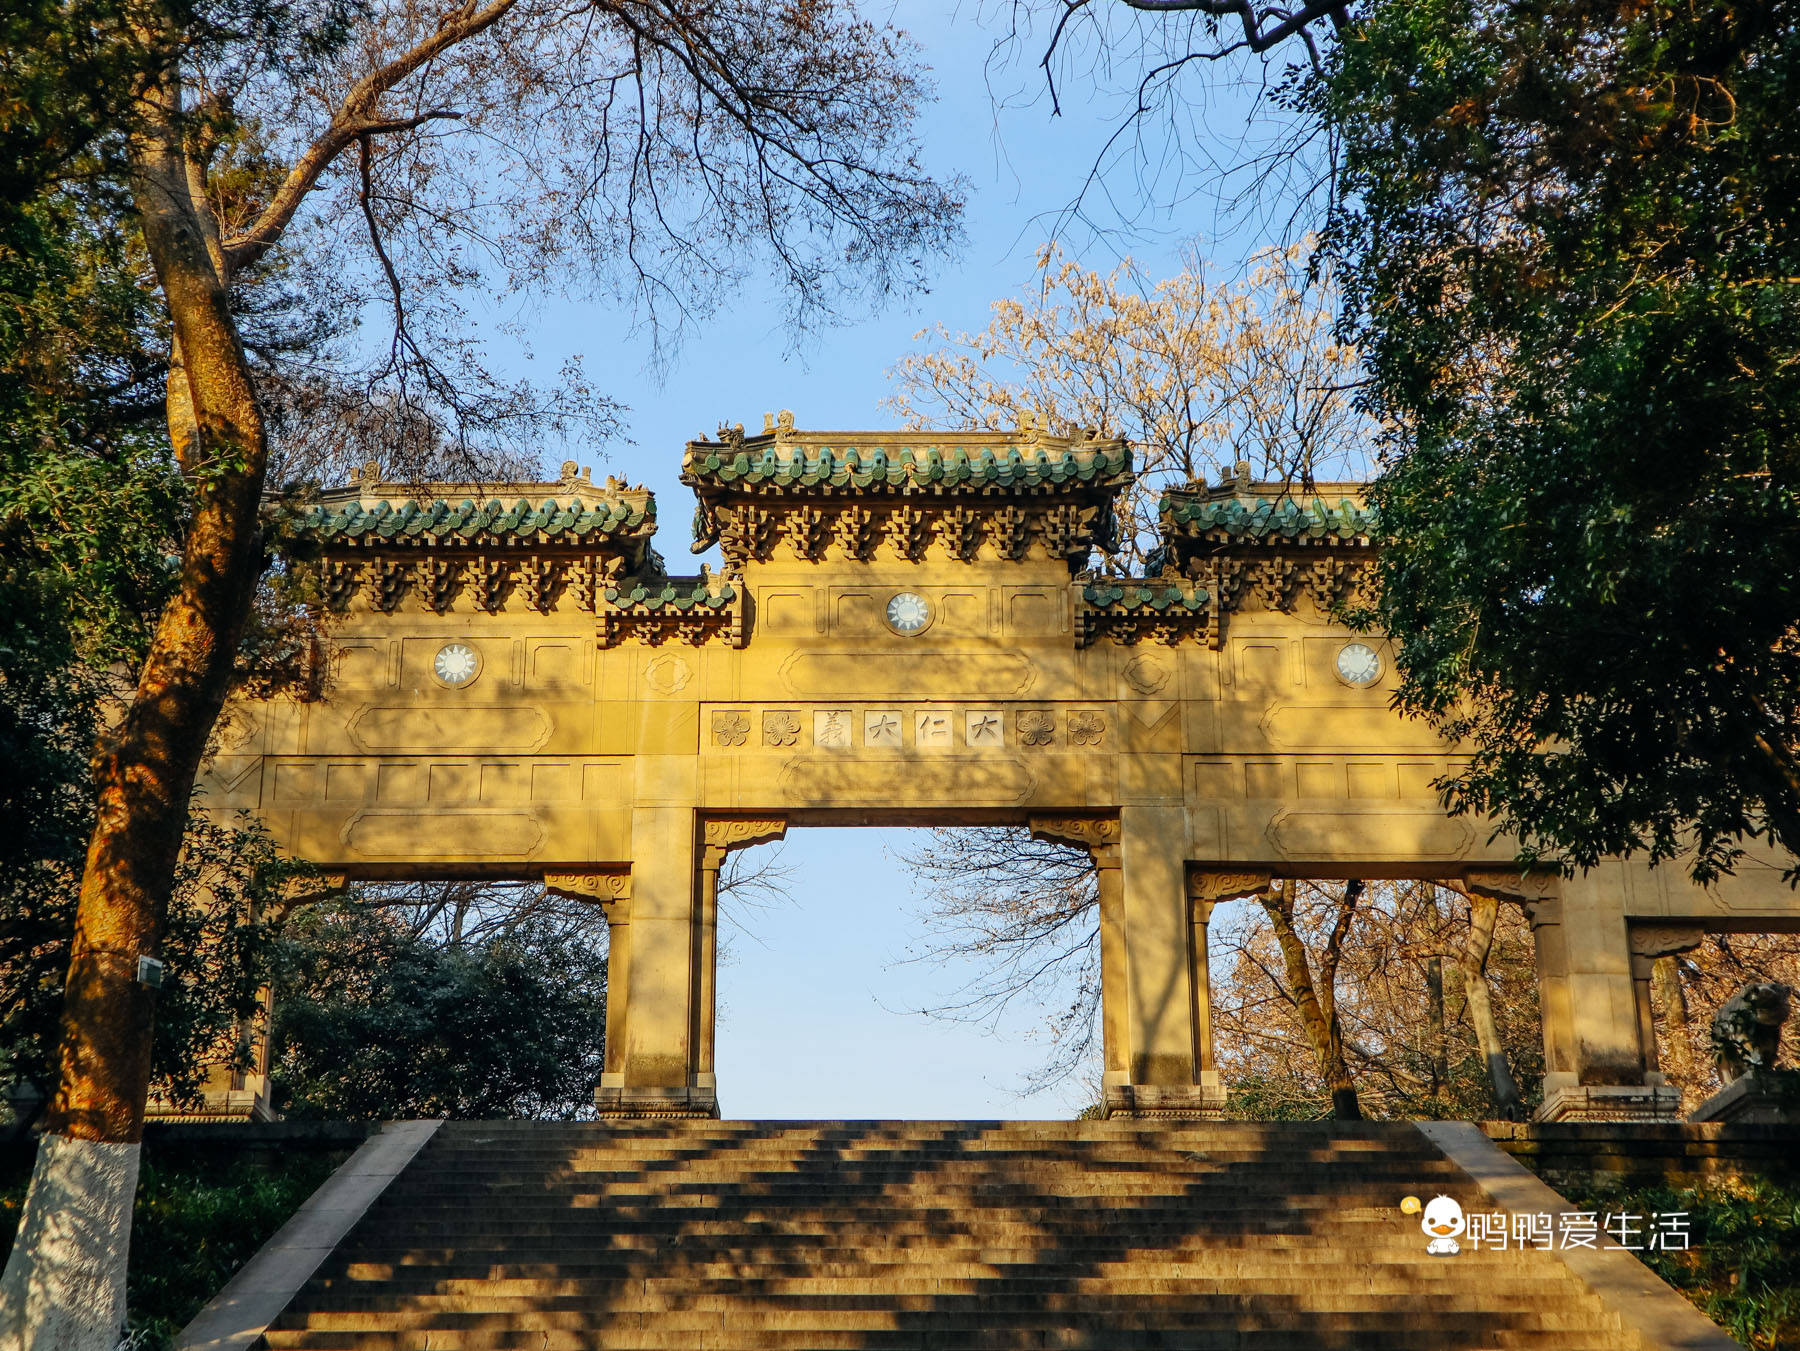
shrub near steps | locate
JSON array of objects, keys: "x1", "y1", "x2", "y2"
[{"x1": 259, "y1": 1120, "x2": 1657, "y2": 1351}]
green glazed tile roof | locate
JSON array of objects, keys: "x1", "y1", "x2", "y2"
[
  {"x1": 304, "y1": 495, "x2": 655, "y2": 547},
  {"x1": 682, "y1": 441, "x2": 1132, "y2": 493},
  {"x1": 1081, "y1": 581, "x2": 1209, "y2": 613},
  {"x1": 1159, "y1": 491, "x2": 1375, "y2": 542},
  {"x1": 604, "y1": 579, "x2": 736, "y2": 612}
]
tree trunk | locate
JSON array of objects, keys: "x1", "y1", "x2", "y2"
[
  {"x1": 1652, "y1": 954, "x2": 1693, "y2": 1107},
  {"x1": 1426, "y1": 956, "x2": 1449, "y2": 1108},
  {"x1": 0, "y1": 53, "x2": 270, "y2": 1351},
  {"x1": 1259, "y1": 880, "x2": 1362, "y2": 1120},
  {"x1": 1452, "y1": 885, "x2": 1523, "y2": 1119}
]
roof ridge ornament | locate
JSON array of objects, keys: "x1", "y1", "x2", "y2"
[
  {"x1": 1018, "y1": 407, "x2": 1043, "y2": 447},
  {"x1": 764, "y1": 409, "x2": 797, "y2": 447}
]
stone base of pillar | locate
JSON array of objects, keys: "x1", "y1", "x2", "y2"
[
  {"x1": 1104, "y1": 1082, "x2": 1226, "y2": 1120},
  {"x1": 1535, "y1": 1084, "x2": 1682, "y2": 1123},
  {"x1": 595, "y1": 1084, "x2": 720, "y2": 1119},
  {"x1": 145, "y1": 1088, "x2": 278, "y2": 1123},
  {"x1": 1689, "y1": 1071, "x2": 1800, "y2": 1124}
]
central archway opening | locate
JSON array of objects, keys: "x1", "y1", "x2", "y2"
[{"x1": 713, "y1": 826, "x2": 1096, "y2": 1120}]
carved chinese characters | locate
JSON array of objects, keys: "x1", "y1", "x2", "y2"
[{"x1": 705, "y1": 707, "x2": 1108, "y2": 752}]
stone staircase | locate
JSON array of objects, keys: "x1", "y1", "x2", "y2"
[{"x1": 258, "y1": 1120, "x2": 1660, "y2": 1351}]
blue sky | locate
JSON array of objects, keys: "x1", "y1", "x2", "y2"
[{"x1": 487, "y1": 3, "x2": 1291, "y2": 1119}]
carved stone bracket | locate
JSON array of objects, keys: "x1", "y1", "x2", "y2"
[
  {"x1": 700, "y1": 817, "x2": 788, "y2": 869},
  {"x1": 1463, "y1": 868, "x2": 1562, "y2": 905},
  {"x1": 1186, "y1": 868, "x2": 1273, "y2": 905},
  {"x1": 1630, "y1": 924, "x2": 1708, "y2": 960},
  {"x1": 545, "y1": 870, "x2": 632, "y2": 909},
  {"x1": 1028, "y1": 816, "x2": 1121, "y2": 860},
  {"x1": 1027, "y1": 816, "x2": 1119, "y2": 850}
]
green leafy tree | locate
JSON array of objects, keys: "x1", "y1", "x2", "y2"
[
  {"x1": 269, "y1": 901, "x2": 608, "y2": 1120},
  {"x1": 1316, "y1": 0, "x2": 1800, "y2": 881},
  {"x1": 2, "y1": 818, "x2": 295, "y2": 1123}
]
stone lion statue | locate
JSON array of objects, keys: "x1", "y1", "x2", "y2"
[{"x1": 1711, "y1": 982, "x2": 1793, "y2": 1084}]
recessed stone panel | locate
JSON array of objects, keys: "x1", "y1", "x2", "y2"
[
  {"x1": 343, "y1": 809, "x2": 545, "y2": 859},
  {"x1": 272, "y1": 762, "x2": 323, "y2": 804},
  {"x1": 780, "y1": 651, "x2": 1036, "y2": 699},
  {"x1": 1346, "y1": 763, "x2": 1395, "y2": 799},
  {"x1": 1262, "y1": 703, "x2": 1445, "y2": 751},
  {"x1": 1266, "y1": 810, "x2": 1474, "y2": 860},
  {"x1": 776, "y1": 756, "x2": 1037, "y2": 807},
  {"x1": 348, "y1": 704, "x2": 553, "y2": 753},
  {"x1": 1296, "y1": 763, "x2": 1339, "y2": 799},
  {"x1": 1008, "y1": 591, "x2": 1059, "y2": 635},
  {"x1": 325, "y1": 763, "x2": 371, "y2": 803}
]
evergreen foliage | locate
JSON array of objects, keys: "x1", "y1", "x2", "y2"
[
  {"x1": 1317, "y1": 0, "x2": 1800, "y2": 879},
  {"x1": 270, "y1": 901, "x2": 609, "y2": 1120}
]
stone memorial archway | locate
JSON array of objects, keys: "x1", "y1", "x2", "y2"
[{"x1": 199, "y1": 417, "x2": 1800, "y2": 1121}]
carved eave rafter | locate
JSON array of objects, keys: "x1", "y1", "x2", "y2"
[
  {"x1": 680, "y1": 414, "x2": 1134, "y2": 570},
  {"x1": 597, "y1": 577, "x2": 745, "y2": 650},
  {"x1": 1075, "y1": 479, "x2": 1380, "y2": 649},
  {"x1": 306, "y1": 461, "x2": 663, "y2": 618},
  {"x1": 1076, "y1": 581, "x2": 1210, "y2": 649}
]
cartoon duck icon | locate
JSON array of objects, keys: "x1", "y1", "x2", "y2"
[{"x1": 1421, "y1": 1195, "x2": 1465, "y2": 1255}]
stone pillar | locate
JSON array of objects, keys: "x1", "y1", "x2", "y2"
[
  {"x1": 1190, "y1": 898, "x2": 1216, "y2": 1084},
  {"x1": 599, "y1": 806, "x2": 710, "y2": 1116},
  {"x1": 1628, "y1": 924, "x2": 1706, "y2": 1087},
  {"x1": 544, "y1": 869, "x2": 633, "y2": 1085},
  {"x1": 1468, "y1": 866, "x2": 1680, "y2": 1121},
  {"x1": 145, "y1": 870, "x2": 331, "y2": 1123},
  {"x1": 695, "y1": 817, "x2": 788, "y2": 1090},
  {"x1": 1031, "y1": 811, "x2": 1229, "y2": 1118},
  {"x1": 559, "y1": 811, "x2": 784, "y2": 1119},
  {"x1": 1186, "y1": 869, "x2": 1272, "y2": 1113},
  {"x1": 1030, "y1": 816, "x2": 1129, "y2": 1089}
]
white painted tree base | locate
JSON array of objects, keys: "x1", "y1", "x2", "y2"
[{"x1": 0, "y1": 1134, "x2": 140, "y2": 1351}]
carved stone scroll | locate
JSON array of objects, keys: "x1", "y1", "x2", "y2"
[
  {"x1": 1463, "y1": 869, "x2": 1561, "y2": 904},
  {"x1": 1630, "y1": 924, "x2": 1707, "y2": 960},
  {"x1": 1028, "y1": 816, "x2": 1121, "y2": 854},
  {"x1": 545, "y1": 871, "x2": 632, "y2": 906},
  {"x1": 1186, "y1": 869, "x2": 1273, "y2": 905},
  {"x1": 700, "y1": 817, "x2": 789, "y2": 868}
]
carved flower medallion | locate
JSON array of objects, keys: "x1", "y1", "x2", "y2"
[
  {"x1": 763, "y1": 711, "x2": 802, "y2": 747},
  {"x1": 712, "y1": 711, "x2": 749, "y2": 747},
  {"x1": 1017, "y1": 709, "x2": 1056, "y2": 747},
  {"x1": 1069, "y1": 712, "x2": 1106, "y2": 746}
]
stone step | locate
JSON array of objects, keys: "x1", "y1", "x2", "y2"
[
  {"x1": 290, "y1": 1284, "x2": 1603, "y2": 1312},
  {"x1": 329, "y1": 1254, "x2": 1577, "y2": 1279},
  {"x1": 283, "y1": 1309, "x2": 1622, "y2": 1335},
  {"x1": 253, "y1": 1121, "x2": 1655, "y2": 1351},
  {"x1": 261, "y1": 1328, "x2": 1626, "y2": 1351}
]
